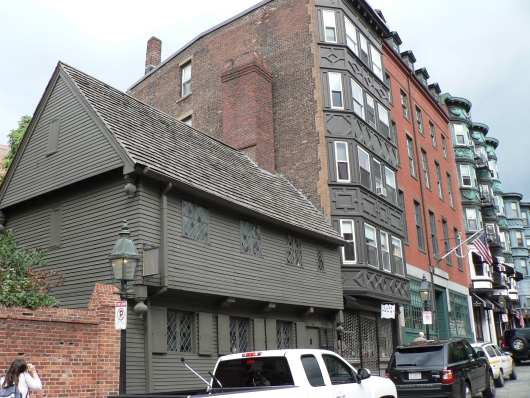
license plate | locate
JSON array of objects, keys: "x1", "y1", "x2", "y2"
[{"x1": 408, "y1": 372, "x2": 421, "y2": 380}]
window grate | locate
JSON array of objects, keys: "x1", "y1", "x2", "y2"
[
  {"x1": 276, "y1": 322, "x2": 291, "y2": 349},
  {"x1": 317, "y1": 245, "x2": 325, "y2": 271},
  {"x1": 167, "y1": 309, "x2": 193, "y2": 352},
  {"x1": 343, "y1": 310, "x2": 360, "y2": 359},
  {"x1": 286, "y1": 234, "x2": 302, "y2": 266}
]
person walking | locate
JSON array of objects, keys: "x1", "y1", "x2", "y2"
[
  {"x1": 1, "y1": 358, "x2": 42, "y2": 398},
  {"x1": 414, "y1": 332, "x2": 427, "y2": 342}
]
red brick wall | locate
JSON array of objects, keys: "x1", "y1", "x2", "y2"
[
  {"x1": 0, "y1": 284, "x2": 120, "y2": 398},
  {"x1": 128, "y1": 0, "x2": 329, "y2": 210},
  {"x1": 384, "y1": 41, "x2": 471, "y2": 287}
]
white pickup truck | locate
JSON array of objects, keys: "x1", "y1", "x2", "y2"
[{"x1": 107, "y1": 349, "x2": 397, "y2": 398}]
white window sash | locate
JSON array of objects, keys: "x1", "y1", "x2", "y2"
[
  {"x1": 344, "y1": 17, "x2": 357, "y2": 54},
  {"x1": 335, "y1": 141, "x2": 350, "y2": 182},
  {"x1": 329, "y1": 73, "x2": 343, "y2": 109},
  {"x1": 323, "y1": 10, "x2": 337, "y2": 43},
  {"x1": 351, "y1": 79, "x2": 364, "y2": 118},
  {"x1": 340, "y1": 220, "x2": 356, "y2": 263},
  {"x1": 370, "y1": 44, "x2": 383, "y2": 80}
]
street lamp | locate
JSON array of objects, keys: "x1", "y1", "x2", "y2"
[
  {"x1": 108, "y1": 220, "x2": 141, "y2": 395},
  {"x1": 336, "y1": 324, "x2": 345, "y2": 356},
  {"x1": 498, "y1": 295, "x2": 506, "y2": 312},
  {"x1": 419, "y1": 275, "x2": 431, "y2": 340}
]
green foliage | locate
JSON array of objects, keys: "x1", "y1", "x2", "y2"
[
  {"x1": 0, "y1": 229, "x2": 64, "y2": 309},
  {"x1": 0, "y1": 115, "x2": 31, "y2": 182}
]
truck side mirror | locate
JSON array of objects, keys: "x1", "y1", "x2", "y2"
[{"x1": 357, "y1": 368, "x2": 371, "y2": 381}]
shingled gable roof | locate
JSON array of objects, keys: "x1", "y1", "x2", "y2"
[{"x1": 58, "y1": 62, "x2": 343, "y2": 245}]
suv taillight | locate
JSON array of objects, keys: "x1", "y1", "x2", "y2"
[
  {"x1": 441, "y1": 369, "x2": 455, "y2": 384},
  {"x1": 501, "y1": 339, "x2": 506, "y2": 349}
]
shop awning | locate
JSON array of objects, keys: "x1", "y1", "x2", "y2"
[
  {"x1": 471, "y1": 293, "x2": 493, "y2": 309},
  {"x1": 514, "y1": 271, "x2": 525, "y2": 281}
]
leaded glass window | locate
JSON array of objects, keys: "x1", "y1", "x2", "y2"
[
  {"x1": 317, "y1": 245, "x2": 325, "y2": 271},
  {"x1": 286, "y1": 234, "x2": 302, "y2": 266},
  {"x1": 182, "y1": 200, "x2": 208, "y2": 241},
  {"x1": 276, "y1": 322, "x2": 291, "y2": 349},
  {"x1": 241, "y1": 221, "x2": 261, "y2": 255},
  {"x1": 167, "y1": 309, "x2": 193, "y2": 352},
  {"x1": 449, "y1": 292, "x2": 471, "y2": 336},
  {"x1": 230, "y1": 318, "x2": 249, "y2": 353}
]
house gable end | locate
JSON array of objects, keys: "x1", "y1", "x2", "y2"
[{"x1": 0, "y1": 69, "x2": 131, "y2": 209}]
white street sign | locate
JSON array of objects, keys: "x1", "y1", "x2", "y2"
[
  {"x1": 422, "y1": 311, "x2": 432, "y2": 325},
  {"x1": 115, "y1": 301, "x2": 127, "y2": 330},
  {"x1": 381, "y1": 303, "x2": 395, "y2": 319}
]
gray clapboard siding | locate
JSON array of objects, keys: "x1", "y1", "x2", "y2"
[
  {"x1": 1, "y1": 76, "x2": 123, "y2": 208},
  {"x1": 5, "y1": 170, "x2": 138, "y2": 309},
  {"x1": 157, "y1": 188, "x2": 343, "y2": 309}
]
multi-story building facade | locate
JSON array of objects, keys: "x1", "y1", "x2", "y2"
[
  {"x1": 383, "y1": 33, "x2": 473, "y2": 343},
  {"x1": 519, "y1": 200, "x2": 530, "y2": 322},
  {"x1": 128, "y1": 0, "x2": 409, "y2": 373},
  {"x1": 442, "y1": 94, "x2": 523, "y2": 343}
]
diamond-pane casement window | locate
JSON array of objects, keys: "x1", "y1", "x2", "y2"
[
  {"x1": 230, "y1": 318, "x2": 249, "y2": 353},
  {"x1": 276, "y1": 321, "x2": 291, "y2": 349},
  {"x1": 241, "y1": 221, "x2": 261, "y2": 256},
  {"x1": 182, "y1": 200, "x2": 208, "y2": 241},
  {"x1": 317, "y1": 245, "x2": 325, "y2": 271},
  {"x1": 286, "y1": 234, "x2": 302, "y2": 266},
  {"x1": 167, "y1": 309, "x2": 193, "y2": 352}
]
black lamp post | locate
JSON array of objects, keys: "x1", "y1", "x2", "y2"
[
  {"x1": 109, "y1": 221, "x2": 141, "y2": 395},
  {"x1": 419, "y1": 275, "x2": 431, "y2": 340},
  {"x1": 336, "y1": 324, "x2": 345, "y2": 357},
  {"x1": 498, "y1": 295, "x2": 506, "y2": 312}
]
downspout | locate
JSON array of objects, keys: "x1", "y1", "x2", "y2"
[
  {"x1": 407, "y1": 73, "x2": 439, "y2": 336},
  {"x1": 144, "y1": 181, "x2": 171, "y2": 393}
]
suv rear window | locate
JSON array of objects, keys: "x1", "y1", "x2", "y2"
[
  {"x1": 213, "y1": 357, "x2": 294, "y2": 388},
  {"x1": 393, "y1": 346, "x2": 444, "y2": 367}
]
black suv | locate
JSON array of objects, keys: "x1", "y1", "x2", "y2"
[
  {"x1": 386, "y1": 338, "x2": 495, "y2": 398},
  {"x1": 501, "y1": 328, "x2": 530, "y2": 363}
]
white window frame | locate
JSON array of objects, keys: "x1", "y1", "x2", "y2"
[
  {"x1": 454, "y1": 124, "x2": 467, "y2": 145},
  {"x1": 435, "y1": 162, "x2": 443, "y2": 199},
  {"x1": 377, "y1": 103, "x2": 389, "y2": 137},
  {"x1": 522, "y1": 211, "x2": 529, "y2": 226},
  {"x1": 329, "y1": 72, "x2": 343, "y2": 109},
  {"x1": 364, "y1": 223, "x2": 378, "y2": 267},
  {"x1": 359, "y1": 34, "x2": 369, "y2": 64},
  {"x1": 447, "y1": 173, "x2": 454, "y2": 208},
  {"x1": 351, "y1": 79, "x2": 364, "y2": 118},
  {"x1": 466, "y1": 208, "x2": 478, "y2": 231},
  {"x1": 340, "y1": 220, "x2": 356, "y2": 264},
  {"x1": 494, "y1": 195, "x2": 504, "y2": 215},
  {"x1": 380, "y1": 231, "x2": 391, "y2": 271},
  {"x1": 322, "y1": 10, "x2": 337, "y2": 43},
  {"x1": 370, "y1": 44, "x2": 383, "y2": 80},
  {"x1": 430, "y1": 122, "x2": 437, "y2": 147},
  {"x1": 516, "y1": 231, "x2": 524, "y2": 247},
  {"x1": 401, "y1": 91, "x2": 409, "y2": 119},
  {"x1": 406, "y1": 136, "x2": 416, "y2": 177},
  {"x1": 392, "y1": 237, "x2": 404, "y2": 275},
  {"x1": 358, "y1": 146, "x2": 371, "y2": 189},
  {"x1": 416, "y1": 107, "x2": 424, "y2": 135},
  {"x1": 421, "y1": 150, "x2": 431, "y2": 190},
  {"x1": 511, "y1": 202, "x2": 519, "y2": 218},
  {"x1": 182, "y1": 63, "x2": 192, "y2": 97},
  {"x1": 373, "y1": 158, "x2": 383, "y2": 190},
  {"x1": 441, "y1": 135, "x2": 448, "y2": 158},
  {"x1": 334, "y1": 141, "x2": 350, "y2": 182},
  {"x1": 365, "y1": 94, "x2": 376, "y2": 128},
  {"x1": 460, "y1": 165, "x2": 473, "y2": 187},
  {"x1": 384, "y1": 167, "x2": 396, "y2": 203},
  {"x1": 344, "y1": 17, "x2": 358, "y2": 54}
]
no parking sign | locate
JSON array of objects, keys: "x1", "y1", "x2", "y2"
[{"x1": 115, "y1": 301, "x2": 127, "y2": 330}]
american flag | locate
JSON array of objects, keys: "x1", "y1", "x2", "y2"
[
  {"x1": 516, "y1": 310, "x2": 525, "y2": 328},
  {"x1": 473, "y1": 231, "x2": 493, "y2": 265}
]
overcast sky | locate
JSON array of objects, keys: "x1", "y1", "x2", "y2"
[{"x1": 2, "y1": 0, "x2": 529, "y2": 199}]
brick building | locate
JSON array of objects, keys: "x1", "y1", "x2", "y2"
[
  {"x1": 128, "y1": 0, "x2": 409, "y2": 373},
  {"x1": 383, "y1": 33, "x2": 473, "y2": 343}
]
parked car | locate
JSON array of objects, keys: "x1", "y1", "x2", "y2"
[
  {"x1": 471, "y1": 342, "x2": 516, "y2": 387},
  {"x1": 106, "y1": 349, "x2": 397, "y2": 398},
  {"x1": 386, "y1": 338, "x2": 495, "y2": 398},
  {"x1": 501, "y1": 328, "x2": 530, "y2": 363}
]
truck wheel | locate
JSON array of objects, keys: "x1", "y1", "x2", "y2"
[
  {"x1": 463, "y1": 382, "x2": 472, "y2": 398},
  {"x1": 482, "y1": 371, "x2": 496, "y2": 398},
  {"x1": 509, "y1": 336, "x2": 528, "y2": 353},
  {"x1": 509, "y1": 364, "x2": 517, "y2": 380},
  {"x1": 494, "y1": 370, "x2": 504, "y2": 387}
]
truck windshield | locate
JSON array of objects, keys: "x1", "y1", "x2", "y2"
[{"x1": 213, "y1": 357, "x2": 294, "y2": 388}]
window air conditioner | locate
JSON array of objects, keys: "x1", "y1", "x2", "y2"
[{"x1": 376, "y1": 187, "x2": 387, "y2": 196}]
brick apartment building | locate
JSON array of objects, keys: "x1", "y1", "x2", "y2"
[
  {"x1": 128, "y1": 0, "x2": 409, "y2": 373},
  {"x1": 383, "y1": 33, "x2": 473, "y2": 343}
]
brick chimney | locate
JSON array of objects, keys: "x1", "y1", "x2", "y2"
[
  {"x1": 221, "y1": 52, "x2": 275, "y2": 173},
  {"x1": 145, "y1": 36, "x2": 162, "y2": 75}
]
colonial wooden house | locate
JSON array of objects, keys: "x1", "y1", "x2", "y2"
[{"x1": 0, "y1": 62, "x2": 344, "y2": 393}]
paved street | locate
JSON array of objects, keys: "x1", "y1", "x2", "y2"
[{"x1": 473, "y1": 360, "x2": 530, "y2": 398}]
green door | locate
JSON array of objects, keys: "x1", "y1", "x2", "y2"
[{"x1": 436, "y1": 289, "x2": 450, "y2": 339}]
